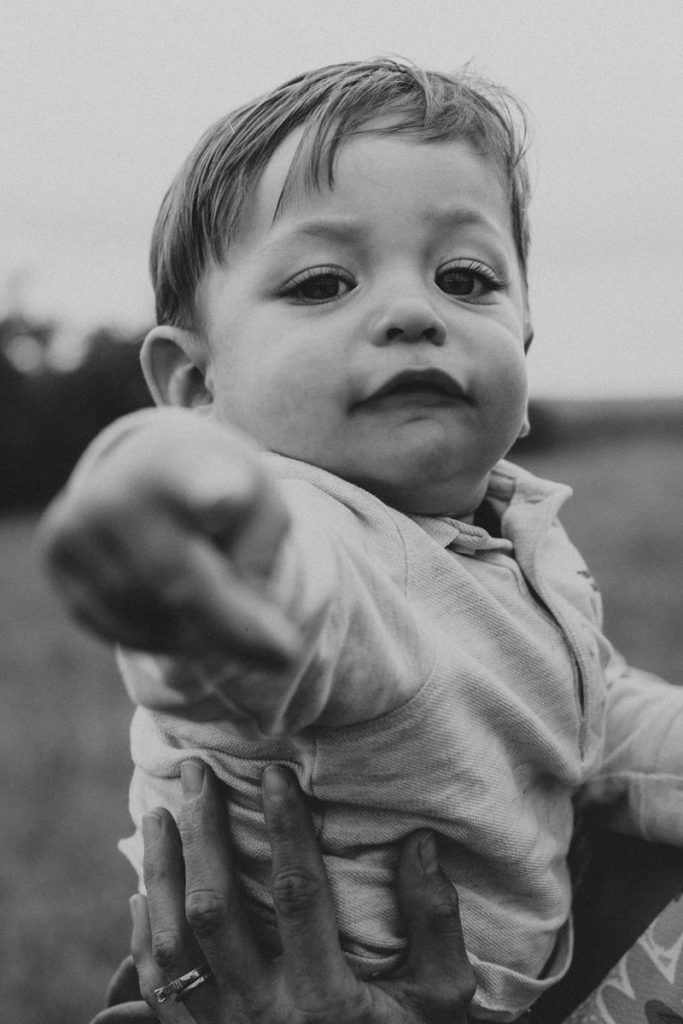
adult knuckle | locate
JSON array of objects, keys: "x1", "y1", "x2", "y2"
[
  {"x1": 177, "y1": 814, "x2": 201, "y2": 848},
  {"x1": 271, "y1": 866, "x2": 321, "y2": 920},
  {"x1": 426, "y1": 965, "x2": 477, "y2": 1017},
  {"x1": 301, "y1": 987, "x2": 373, "y2": 1023},
  {"x1": 185, "y1": 887, "x2": 227, "y2": 936},
  {"x1": 443, "y1": 966, "x2": 477, "y2": 1010},
  {"x1": 151, "y1": 929, "x2": 182, "y2": 973},
  {"x1": 403, "y1": 975, "x2": 477, "y2": 1024}
]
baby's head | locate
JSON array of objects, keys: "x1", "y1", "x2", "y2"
[{"x1": 143, "y1": 58, "x2": 534, "y2": 516}]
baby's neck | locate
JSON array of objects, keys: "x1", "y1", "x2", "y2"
[{"x1": 472, "y1": 498, "x2": 502, "y2": 537}]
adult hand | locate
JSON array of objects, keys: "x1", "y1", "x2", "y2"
[{"x1": 131, "y1": 761, "x2": 476, "y2": 1024}]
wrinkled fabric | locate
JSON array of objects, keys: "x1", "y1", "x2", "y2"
[{"x1": 78, "y1": 413, "x2": 683, "y2": 1021}]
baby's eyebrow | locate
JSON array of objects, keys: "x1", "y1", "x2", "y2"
[
  {"x1": 265, "y1": 218, "x2": 363, "y2": 250},
  {"x1": 424, "y1": 206, "x2": 503, "y2": 235},
  {"x1": 261, "y1": 209, "x2": 507, "y2": 257}
]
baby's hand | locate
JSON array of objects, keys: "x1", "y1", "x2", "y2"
[{"x1": 39, "y1": 411, "x2": 298, "y2": 669}]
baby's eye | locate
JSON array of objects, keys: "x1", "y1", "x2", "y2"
[
  {"x1": 436, "y1": 261, "x2": 501, "y2": 300},
  {"x1": 283, "y1": 267, "x2": 355, "y2": 304}
]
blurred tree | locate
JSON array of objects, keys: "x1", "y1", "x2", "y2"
[
  {"x1": 0, "y1": 313, "x2": 584, "y2": 512},
  {"x1": 0, "y1": 317, "x2": 152, "y2": 512},
  {"x1": 0, "y1": 314, "x2": 54, "y2": 373}
]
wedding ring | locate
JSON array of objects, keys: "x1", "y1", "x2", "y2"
[{"x1": 154, "y1": 963, "x2": 213, "y2": 1003}]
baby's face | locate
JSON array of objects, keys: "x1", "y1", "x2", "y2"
[{"x1": 198, "y1": 130, "x2": 529, "y2": 515}]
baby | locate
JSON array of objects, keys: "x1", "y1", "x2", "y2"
[{"x1": 42, "y1": 59, "x2": 683, "y2": 1021}]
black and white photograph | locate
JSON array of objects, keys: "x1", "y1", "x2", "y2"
[{"x1": 2, "y1": 3, "x2": 682, "y2": 1021}]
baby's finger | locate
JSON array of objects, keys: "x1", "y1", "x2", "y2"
[
  {"x1": 195, "y1": 467, "x2": 290, "y2": 585},
  {"x1": 44, "y1": 569, "x2": 168, "y2": 651},
  {"x1": 40, "y1": 505, "x2": 193, "y2": 652},
  {"x1": 169, "y1": 535, "x2": 300, "y2": 668},
  {"x1": 38, "y1": 518, "x2": 142, "y2": 644}
]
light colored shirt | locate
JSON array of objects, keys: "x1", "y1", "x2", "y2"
[{"x1": 81, "y1": 413, "x2": 683, "y2": 1022}]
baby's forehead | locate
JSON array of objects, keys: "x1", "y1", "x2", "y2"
[
  {"x1": 150, "y1": 64, "x2": 532, "y2": 327},
  {"x1": 265, "y1": 127, "x2": 509, "y2": 221}
]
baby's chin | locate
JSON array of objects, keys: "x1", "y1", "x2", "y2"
[
  {"x1": 271, "y1": 428, "x2": 496, "y2": 516},
  {"x1": 347, "y1": 463, "x2": 492, "y2": 518}
]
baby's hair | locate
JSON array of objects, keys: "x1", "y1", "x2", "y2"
[{"x1": 151, "y1": 57, "x2": 532, "y2": 331}]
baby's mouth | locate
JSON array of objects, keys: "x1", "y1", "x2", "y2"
[{"x1": 360, "y1": 369, "x2": 472, "y2": 407}]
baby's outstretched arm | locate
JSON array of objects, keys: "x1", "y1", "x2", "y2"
[{"x1": 40, "y1": 409, "x2": 299, "y2": 671}]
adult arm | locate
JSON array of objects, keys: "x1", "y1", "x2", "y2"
[{"x1": 128, "y1": 761, "x2": 475, "y2": 1024}]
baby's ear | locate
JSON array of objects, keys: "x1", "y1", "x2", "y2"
[{"x1": 141, "y1": 326, "x2": 213, "y2": 410}]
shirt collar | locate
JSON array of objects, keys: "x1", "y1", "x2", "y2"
[
  {"x1": 409, "y1": 461, "x2": 556, "y2": 555},
  {"x1": 410, "y1": 511, "x2": 514, "y2": 554},
  {"x1": 266, "y1": 452, "x2": 570, "y2": 555}
]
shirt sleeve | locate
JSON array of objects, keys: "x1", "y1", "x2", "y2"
[
  {"x1": 577, "y1": 649, "x2": 683, "y2": 844},
  {"x1": 114, "y1": 463, "x2": 431, "y2": 739},
  {"x1": 66, "y1": 410, "x2": 429, "y2": 738}
]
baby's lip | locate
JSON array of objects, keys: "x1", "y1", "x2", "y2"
[{"x1": 359, "y1": 368, "x2": 472, "y2": 405}]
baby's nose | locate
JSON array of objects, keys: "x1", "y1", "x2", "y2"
[{"x1": 372, "y1": 298, "x2": 446, "y2": 346}]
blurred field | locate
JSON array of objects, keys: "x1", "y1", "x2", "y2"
[
  {"x1": 1, "y1": 519, "x2": 134, "y2": 1023},
  {"x1": 1, "y1": 430, "x2": 682, "y2": 1023}
]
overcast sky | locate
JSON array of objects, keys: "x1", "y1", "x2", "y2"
[{"x1": 2, "y1": 0, "x2": 683, "y2": 398}]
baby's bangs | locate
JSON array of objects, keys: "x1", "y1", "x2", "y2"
[
  {"x1": 150, "y1": 58, "x2": 533, "y2": 328},
  {"x1": 274, "y1": 68, "x2": 451, "y2": 209},
  {"x1": 274, "y1": 66, "x2": 530, "y2": 225}
]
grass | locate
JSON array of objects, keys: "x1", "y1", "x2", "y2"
[
  {"x1": 1, "y1": 432, "x2": 681, "y2": 1022},
  {"x1": 1, "y1": 519, "x2": 134, "y2": 1023}
]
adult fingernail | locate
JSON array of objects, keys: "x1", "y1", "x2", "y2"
[
  {"x1": 181, "y1": 760, "x2": 204, "y2": 797},
  {"x1": 418, "y1": 831, "x2": 438, "y2": 876},
  {"x1": 262, "y1": 764, "x2": 289, "y2": 803},
  {"x1": 142, "y1": 812, "x2": 162, "y2": 842}
]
